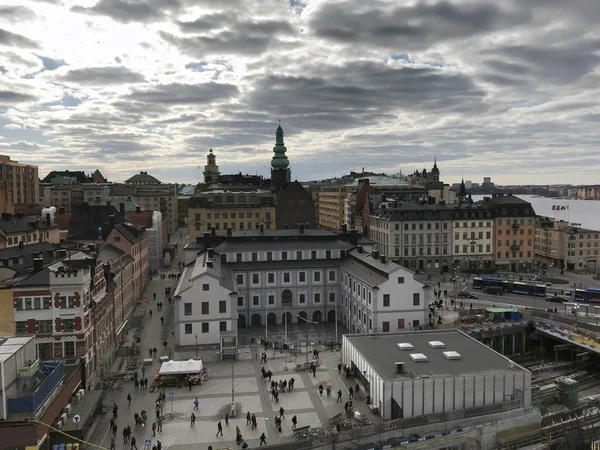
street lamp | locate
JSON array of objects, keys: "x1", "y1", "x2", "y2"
[
  {"x1": 194, "y1": 334, "x2": 198, "y2": 358},
  {"x1": 297, "y1": 314, "x2": 318, "y2": 363},
  {"x1": 215, "y1": 349, "x2": 249, "y2": 405}
]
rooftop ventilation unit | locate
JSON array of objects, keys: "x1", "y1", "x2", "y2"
[
  {"x1": 442, "y1": 351, "x2": 462, "y2": 360},
  {"x1": 410, "y1": 353, "x2": 428, "y2": 362},
  {"x1": 428, "y1": 341, "x2": 446, "y2": 348},
  {"x1": 397, "y1": 343, "x2": 414, "y2": 350},
  {"x1": 395, "y1": 362, "x2": 405, "y2": 373}
]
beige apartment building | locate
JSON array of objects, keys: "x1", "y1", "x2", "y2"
[
  {"x1": 42, "y1": 183, "x2": 111, "y2": 211},
  {"x1": 535, "y1": 218, "x2": 600, "y2": 273},
  {"x1": 0, "y1": 155, "x2": 40, "y2": 206},
  {"x1": 187, "y1": 189, "x2": 277, "y2": 241},
  {"x1": 318, "y1": 186, "x2": 353, "y2": 231}
]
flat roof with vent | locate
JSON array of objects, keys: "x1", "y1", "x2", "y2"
[
  {"x1": 397, "y1": 343, "x2": 414, "y2": 350},
  {"x1": 344, "y1": 330, "x2": 528, "y2": 381},
  {"x1": 428, "y1": 341, "x2": 446, "y2": 348}
]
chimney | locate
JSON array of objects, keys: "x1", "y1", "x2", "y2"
[
  {"x1": 226, "y1": 228, "x2": 232, "y2": 237},
  {"x1": 59, "y1": 249, "x2": 67, "y2": 257},
  {"x1": 203, "y1": 232, "x2": 211, "y2": 249},
  {"x1": 211, "y1": 227, "x2": 216, "y2": 237},
  {"x1": 109, "y1": 214, "x2": 115, "y2": 226},
  {"x1": 119, "y1": 203, "x2": 125, "y2": 214},
  {"x1": 357, "y1": 245, "x2": 363, "y2": 253},
  {"x1": 18, "y1": 241, "x2": 24, "y2": 249},
  {"x1": 46, "y1": 213, "x2": 51, "y2": 226},
  {"x1": 341, "y1": 224, "x2": 347, "y2": 233},
  {"x1": 299, "y1": 224, "x2": 305, "y2": 234},
  {"x1": 259, "y1": 224, "x2": 264, "y2": 233},
  {"x1": 372, "y1": 250, "x2": 379, "y2": 260},
  {"x1": 33, "y1": 257, "x2": 43, "y2": 273},
  {"x1": 136, "y1": 206, "x2": 141, "y2": 213},
  {"x1": 59, "y1": 207, "x2": 65, "y2": 214},
  {"x1": 380, "y1": 254, "x2": 386, "y2": 264},
  {"x1": 208, "y1": 248, "x2": 214, "y2": 258}
]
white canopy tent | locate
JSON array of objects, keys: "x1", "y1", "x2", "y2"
[{"x1": 159, "y1": 359, "x2": 203, "y2": 376}]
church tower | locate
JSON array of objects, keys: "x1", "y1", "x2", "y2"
[
  {"x1": 431, "y1": 158, "x2": 440, "y2": 182},
  {"x1": 203, "y1": 149, "x2": 220, "y2": 184},
  {"x1": 271, "y1": 123, "x2": 291, "y2": 189}
]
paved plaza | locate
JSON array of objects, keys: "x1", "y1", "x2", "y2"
[{"x1": 89, "y1": 229, "x2": 377, "y2": 450}]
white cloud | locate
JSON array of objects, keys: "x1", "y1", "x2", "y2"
[{"x1": 0, "y1": 0, "x2": 599, "y2": 184}]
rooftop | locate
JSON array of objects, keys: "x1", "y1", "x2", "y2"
[
  {"x1": 124, "y1": 171, "x2": 161, "y2": 184},
  {"x1": 232, "y1": 229, "x2": 335, "y2": 238},
  {"x1": 175, "y1": 250, "x2": 235, "y2": 296},
  {"x1": 215, "y1": 238, "x2": 352, "y2": 253},
  {"x1": 345, "y1": 330, "x2": 527, "y2": 382}
]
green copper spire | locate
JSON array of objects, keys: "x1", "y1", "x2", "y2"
[{"x1": 271, "y1": 122, "x2": 289, "y2": 170}]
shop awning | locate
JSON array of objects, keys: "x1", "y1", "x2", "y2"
[
  {"x1": 159, "y1": 360, "x2": 183, "y2": 375},
  {"x1": 180, "y1": 359, "x2": 203, "y2": 373}
]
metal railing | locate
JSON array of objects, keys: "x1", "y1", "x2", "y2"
[{"x1": 6, "y1": 361, "x2": 65, "y2": 414}]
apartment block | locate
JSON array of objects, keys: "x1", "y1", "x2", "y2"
[{"x1": 0, "y1": 155, "x2": 40, "y2": 206}]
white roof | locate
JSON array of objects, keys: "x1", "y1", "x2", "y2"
[
  {"x1": 159, "y1": 359, "x2": 203, "y2": 375},
  {"x1": 180, "y1": 359, "x2": 203, "y2": 373}
]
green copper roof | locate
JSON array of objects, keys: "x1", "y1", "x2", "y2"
[{"x1": 271, "y1": 125, "x2": 290, "y2": 170}]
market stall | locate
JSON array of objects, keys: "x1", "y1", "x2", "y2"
[{"x1": 156, "y1": 359, "x2": 207, "y2": 388}]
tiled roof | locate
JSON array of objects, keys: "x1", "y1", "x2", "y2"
[
  {"x1": 0, "y1": 214, "x2": 56, "y2": 234},
  {"x1": 41, "y1": 170, "x2": 90, "y2": 183},
  {"x1": 113, "y1": 222, "x2": 145, "y2": 243}
]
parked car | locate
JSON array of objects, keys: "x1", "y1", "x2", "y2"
[
  {"x1": 483, "y1": 286, "x2": 504, "y2": 295},
  {"x1": 457, "y1": 291, "x2": 479, "y2": 299},
  {"x1": 546, "y1": 295, "x2": 570, "y2": 303}
]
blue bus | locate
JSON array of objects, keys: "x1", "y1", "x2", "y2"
[
  {"x1": 574, "y1": 288, "x2": 600, "y2": 303},
  {"x1": 472, "y1": 277, "x2": 547, "y2": 296}
]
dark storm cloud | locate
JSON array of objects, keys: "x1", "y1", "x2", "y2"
[
  {"x1": 244, "y1": 61, "x2": 485, "y2": 127},
  {"x1": 0, "y1": 6, "x2": 36, "y2": 20},
  {"x1": 126, "y1": 82, "x2": 239, "y2": 105},
  {"x1": 58, "y1": 66, "x2": 146, "y2": 84},
  {"x1": 0, "y1": 28, "x2": 40, "y2": 48},
  {"x1": 160, "y1": 19, "x2": 294, "y2": 57},
  {"x1": 71, "y1": 0, "x2": 183, "y2": 24},
  {"x1": 309, "y1": 1, "x2": 529, "y2": 50},
  {"x1": 0, "y1": 90, "x2": 36, "y2": 103}
]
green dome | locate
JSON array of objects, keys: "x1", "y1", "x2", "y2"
[{"x1": 271, "y1": 125, "x2": 289, "y2": 170}]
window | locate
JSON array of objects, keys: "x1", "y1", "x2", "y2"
[
  {"x1": 219, "y1": 301, "x2": 226, "y2": 314},
  {"x1": 398, "y1": 319, "x2": 405, "y2": 329},
  {"x1": 202, "y1": 284, "x2": 210, "y2": 291},
  {"x1": 237, "y1": 297, "x2": 244, "y2": 307},
  {"x1": 325, "y1": 250, "x2": 331, "y2": 259},
  {"x1": 236, "y1": 274, "x2": 244, "y2": 285},
  {"x1": 299, "y1": 293, "x2": 306, "y2": 303},
  {"x1": 314, "y1": 293, "x2": 321, "y2": 303},
  {"x1": 296, "y1": 251, "x2": 302, "y2": 260},
  {"x1": 328, "y1": 270, "x2": 336, "y2": 281},
  {"x1": 329, "y1": 292, "x2": 335, "y2": 303},
  {"x1": 64, "y1": 341, "x2": 75, "y2": 357},
  {"x1": 267, "y1": 252, "x2": 273, "y2": 261},
  {"x1": 282, "y1": 251, "x2": 288, "y2": 261},
  {"x1": 268, "y1": 295, "x2": 275, "y2": 305},
  {"x1": 311, "y1": 250, "x2": 317, "y2": 259},
  {"x1": 283, "y1": 272, "x2": 291, "y2": 283},
  {"x1": 314, "y1": 271, "x2": 321, "y2": 282},
  {"x1": 382, "y1": 321, "x2": 390, "y2": 332},
  {"x1": 397, "y1": 276, "x2": 404, "y2": 284},
  {"x1": 16, "y1": 321, "x2": 26, "y2": 334},
  {"x1": 252, "y1": 253, "x2": 258, "y2": 262},
  {"x1": 185, "y1": 323, "x2": 192, "y2": 334},
  {"x1": 63, "y1": 319, "x2": 74, "y2": 332},
  {"x1": 236, "y1": 253, "x2": 242, "y2": 263},
  {"x1": 25, "y1": 298, "x2": 32, "y2": 310},
  {"x1": 299, "y1": 272, "x2": 306, "y2": 282},
  {"x1": 202, "y1": 323, "x2": 209, "y2": 333},
  {"x1": 34, "y1": 297, "x2": 41, "y2": 309},
  {"x1": 43, "y1": 297, "x2": 51, "y2": 309},
  {"x1": 268, "y1": 273, "x2": 275, "y2": 283},
  {"x1": 219, "y1": 321, "x2": 227, "y2": 332},
  {"x1": 38, "y1": 320, "x2": 52, "y2": 333},
  {"x1": 412, "y1": 293, "x2": 420, "y2": 306},
  {"x1": 201, "y1": 302, "x2": 209, "y2": 315},
  {"x1": 252, "y1": 274, "x2": 259, "y2": 284},
  {"x1": 253, "y1": 296, "x2": 259, "y2": 306},
  {"x1": 383, "y1": 294, "x2": 390, "y2": 307},
  {"x1": 184, "y1": 303, "x2": 192, "y2": 316}
]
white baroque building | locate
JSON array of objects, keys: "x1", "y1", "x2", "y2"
[{"x1": 174, "y1": 228, "x2": 430, "y2": 348}]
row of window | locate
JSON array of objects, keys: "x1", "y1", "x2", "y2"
[
  {"x1": 195, "y1": 211, "x2": 269, "y2": 220},
  {"x1": 197, "y1": 222, "x2": 266, "y2": 231},
  {"x1": 229, "y1": 249, "x2": 342, "y2": 263},
  {"x1": 498, "y1": 229, "x2": 532, "y2": 236},
  {"x1": 15, "y1": 319, "x2": 74, "y2": 333},
  {"x1": 235, "y1": 292, "x2": 336, "y2": 307},
  {"x1": 236, "y1": 270, "x2": 337, "y2": 286},
  {"x1": 13, "y1": 296, "x2": 80, "y2": 310},
  {"x1": 184, "y1": 321, "x2": 227, "y2": 334},
  {"x1": 397, "y1": 246, "x2": 449, "y2": 257},
  {"x1": 183, "y1": 300, "x2": 227, "y2": 316},
  {"x1": 454, "y1": 221, "x2": 493, "y2": 228},
  {"x1": 497, "y1": 239, "x2": 532, "y2": 247},
  {"x1": 397, "y1": 233, "x2": 450, "y2": 245},
  {"x1": 496, "y1": 251, "x2": 532, "y2": 258},
  {"x1": 454, "y1": 244, "x2": 492, "y2": 254},
  {"x1": 454, "y1": 232, "x2": 492, "y2": 241},
  {"x1": 394, "y1": 222, "x2": 450, "y2": 231}
]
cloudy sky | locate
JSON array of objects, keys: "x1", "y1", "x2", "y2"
[{"x1": 1, "y1": 0, "x2": 599, "y2": 185}]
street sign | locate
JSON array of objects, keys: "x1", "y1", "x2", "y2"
[
  {"x1": 168, "y1": 391, "x2": 174, "y2": 398},
  {"x1": 145, "y1": 440, "x2": 151, "y2": 447},
  {"x1": 72, "y1": 415, "x2": 80, "y2": 424}
]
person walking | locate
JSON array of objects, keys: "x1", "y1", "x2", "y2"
[
  {"x1": 279, "y1": 406, "x2": 285, "y2": 419},
  {"x1": 112, "y1": 403, "x2": 118, "y2": 419},
  {"x1": 291, "y1": 415, "x2": 297, "y2": 429},
  {"x1": 160, "y1": 316, "x2": 164, "y2": 326},
  {"x1": 122, "y1": 427, "x2": 128, "y2": 444},
  {"x1": 251, "y1": 414, "x2": 257, "y2": 430},
  {"x1": 112, "y1": 424, "x2": 117, "y2": 437},
  {"x1": 127, "y1": 393, "x2": 132, "y2": 406},
  {"x1": 259, "y1": 433, "x2": 267, "y2": 446},
  {"x1": 163, "y1": 341, "x2": 168, "y2": 352},
  {"x1": 157, "y1": 417, "x2": 163, "y2": 432},
  {"x1": 246, "y1": 411, "x2": 251, "y2": 426},
  {"x1": 190, "y1": 413, "x2": 196, "y2": 427},
  {"x1": 225, "y1": 412, "x2": 229, "y2": 425},
  {"x1": 152, "y1": 422, "x2": 157, "y2": 437},
  {"x1": 193, "y1": 397, "x2": 199, "y2": 410},
  {"x1": 156, "y1": 441, "x2": 162, "y2": 450},
  {"x1": 149, "y1": 348, "x2": 153, "y2": 358},
  {"x1": 130, "y1": 436, "x2": 137, "y2": 450},
  {"x1": 134, "y1": 379, "x2": 139, "y2": 391},
  {"x1": 337, "y1": 389, "x2": 342, "y2": 402},
  {"x1": 149, "y1": 309, "x2": 153, "y2": 318},
  {"x1": 144, "y1": 378, "x2": 149, "y2": 390},
  {"x1": 319, "y1": 384, "x2": 323, "y2": 395},
  {"x1": 216, "y1": 421, "x2": 223, "y2": 437}
]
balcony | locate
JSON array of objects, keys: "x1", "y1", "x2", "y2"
[
  {"x1": 6, "y1": 361, "x2": 65, "y2": 415},
  {"x1": 510, "y1": 244, "x2": 521, "y2": 251}
]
